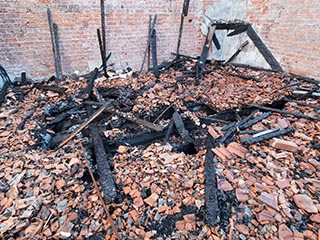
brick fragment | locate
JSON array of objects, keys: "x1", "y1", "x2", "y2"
[{"x1": 271, "y1": 138, "x2": 298, "y2": 152}]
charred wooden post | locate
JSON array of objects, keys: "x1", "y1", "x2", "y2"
[
  {"x1": 80, "y1": 67, "x2": 99, "y2": 99},
  {"x1": 151, "y1": 29, "x2": 159, "y2": 78},
  {"x1": 176, "y1": 0, "x2": 190, "y2": 56},
  {"x1": 86, "y1": 106, "x2": 117, "y2": 202},
  {"x1": 53, "y1": 23, "x2": 62, "y2": 80},
  {"x1": 140, "y1": 15, "x2": 157, "y2": 72},
  {"x1": 100, "y1": 0, "x2": 108, "y2": 78},
  {"x1": 196, "y1": 25, "x2": 216, "y2": 83},
  {"x1": 47, "y1": 8, "x2": 59, "y2": 80},
  {"x1": 97, "y1": 29, "x2": 107, "y2": 76},
  {"x1": 0, "y1": 64, "x2": 11, "y2": 104},
  {"x1": 205, "y1": 136, "x2": 218, "y2": 226},
  {"x1": 147, "y1": 16, "x2": 152, "y2": 70}
]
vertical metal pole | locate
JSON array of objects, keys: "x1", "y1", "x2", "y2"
[{"x1": 53, "y1": 23, "x2": 62, "y2": 80}]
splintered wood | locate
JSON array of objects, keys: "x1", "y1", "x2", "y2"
[{"x1": 0, "y1": 64, "x2": 319, "y2": 239}]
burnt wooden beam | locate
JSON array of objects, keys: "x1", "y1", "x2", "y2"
[
  {"x1": 286, "y1": 73, "x2": 320, "y2": 85},
  {"x1": 35, "y1": 84, "x2": 67, "y2": 94},
  {"x1": 97, "y1": 29, "x2": 107, "y2": 77},
  {"x1": 297, "y1": 85, "x2": 320, "y2": 100},
  {"x1": 283, "y1": 98, "x2": 320, "y2": 111},
  {"x1": 224, "y1": 40, "x2": 249, "y2": 64},
  {"x1": 47, "y1": 9, "x2": 59, "y2": 80},
  {"x1": 176, "y1": 0, "x2": 190, "y2": 55},
  {"x1": 241, "y1": 127, "x2": 294, "y2": 144},
  {"x1": 205, "y1": 136, "x2": 218, "y2": 226},
  {"x1": 47, "y1": 104, "x2": 83, "y2": 125},
  {"x1": 218, "y1": 110, "x2": 258, "y2": 144},
  {"x1": 16, "y1": 107, "x2": 36, "y2": 131},
  {"x1": 151, "y1": 29, "x2": 159, "y2": 78},
  {"x1": 100, "y1": 0, "x2": 108, "y2": 78},
  {"x1": 86, "y1": 105, "x2": 117, "y2": 202},
  {"x1": 79, "y1": 67, "x2": 99, "y2": 99},
  {"x1": 246, "y1": 25, "x2": 283, "y2": 72},
  {"x1": 239, "y1": 112, "x2": 271, "y2": 130},
  {"x1": 196, "y1": 25, "x2": 216, "y2": 82},
  {"x1": 57, "y1": 103, "x2": 110, "y2": 149},
  {"x1": 0, "y1": 64, "x2": 11, "y2": 104},
  {"x1": 212, "y1": 34, "x2": 221, "y2": 50},
  {"x1": 53, "y1": 23, "x2": 62, "y2": 80},
  {"x1": 248, "y1": 103, "x2": 320, "y2": 121},
  {"x1": 164, "y1": 120, "x2": 174, "y2": 144},
  {"x1": 172, "y1": 109, "x2": 193, "y2": 143},
  {"x1": 227, "y1": 25, "x2": 249, "y2": 37},
  {"x1": 140, "y1": 15, "x2": 157, "y2": 72}
]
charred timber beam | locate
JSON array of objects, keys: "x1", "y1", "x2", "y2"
[
  {"x1": 227, "y1": 25, "x2": 249, "y2": 37},
  {"x1": 241, "y1": 127, "x2": 294, "y2": 144},
  {"x1": 57, "y1": 103, "x2": 110, "y2": 149},
  {"x1": 53, "y1": 23, "x2": 62, "y2": 80},
  {"x1": 172, "y1": 109, "x2": 193, "y2": 143},
  {"x1": 246, "y1": 25, "x2": 283, "y2": 72},
  {"x1": 176, "y1": 0, "x2": 190, "y2": 55},
  {"x1": 35, "y1": 84, "x2": 66, "y2": 94},
  {"x1": 224, "y1": 40, "x2": 249, "y2": 64},
  {"x1": 100, "y1": 0, "x2": 108, "y2": 78},
  {"x1": 141, "y1": 15, "x2": 157, "y2": 72},
  {"x1": 86, "y1": 106, "x2": 116, "y2": 202},
  {"x1": 286, "y1": 73, "x2": 320, "y2": 85},
  {"x1": 248, "y1": 103, "x2": 320, "y2": 121},
  {"x1": 79, "y1": 68, "x2": 99, "y2": 99},
  {"x1": 205, "y1": 136, "x2": 218, "y2": 226},
  {"x1": 283, "y1": 98, "x2": 320, "y2": 111},
  {"x1": 210, "y1": 23, "x2": 249, "y2": 30},
  {"x1": 218, "y1": 110, "x2": 258, "y2": 144},
  {"x1": 239, "y1": 112, "x2": 271, "y2": 130},
  {"x1": 151, "y1": 29, "x2": 159, "y2": 78},
  {"x1": 196, "y1": 25, "x2": 216, "y2": 82}
]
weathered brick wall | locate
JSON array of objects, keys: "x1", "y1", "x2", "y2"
[
  {"x1": 1, "y1": 0, "x2": 319, "y2": 80},
  {"x1": 0, "y1": 0, "x2": 203, "y2": 80},
  {"x1": 248, "y1": 0, "x2": 320, "y2": 78}
]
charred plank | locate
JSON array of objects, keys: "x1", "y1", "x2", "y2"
[
  {"x1": 241, "y1": 127, "x2": 294, "y2": 144},
  {"x1": 205, "y1": 136, "x2": 218, "y2": 226},
  {"x1": 86, "y1": 105, "x2": 116, "y2": 202}
]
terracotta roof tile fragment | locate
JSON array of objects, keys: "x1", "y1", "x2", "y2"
[{"x1": 293, "y1": 194, "x2": 318, "y2": 213}]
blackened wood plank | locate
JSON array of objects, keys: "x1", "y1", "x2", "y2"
[
  {"x1": 246, "y1": 25, "x2": 283, "y2": 72},
  {"x1": 87, "y1": 106, "x2": 117, "y2": 202},
  {"x1": 205, "y1": 137, "x2": 218, "y2": 226}
]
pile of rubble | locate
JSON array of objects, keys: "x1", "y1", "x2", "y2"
[{"x1": 0, "y1": 63, "x2": 319, "y2": 239}]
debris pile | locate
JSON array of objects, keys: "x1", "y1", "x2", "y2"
[{"x1": 0, "y1": 61, "x2": 319, "y2": 239}]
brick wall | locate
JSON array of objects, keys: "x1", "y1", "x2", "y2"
[
  {"x1": 1, "y1": 0, "x2": 319, "y2": 80},
  {"x1": 0, "y1": 0, "x2": 203, "y2": 80},
  {"x1": 248, "y1": 0, "x2": 320, "y2": 79}
]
